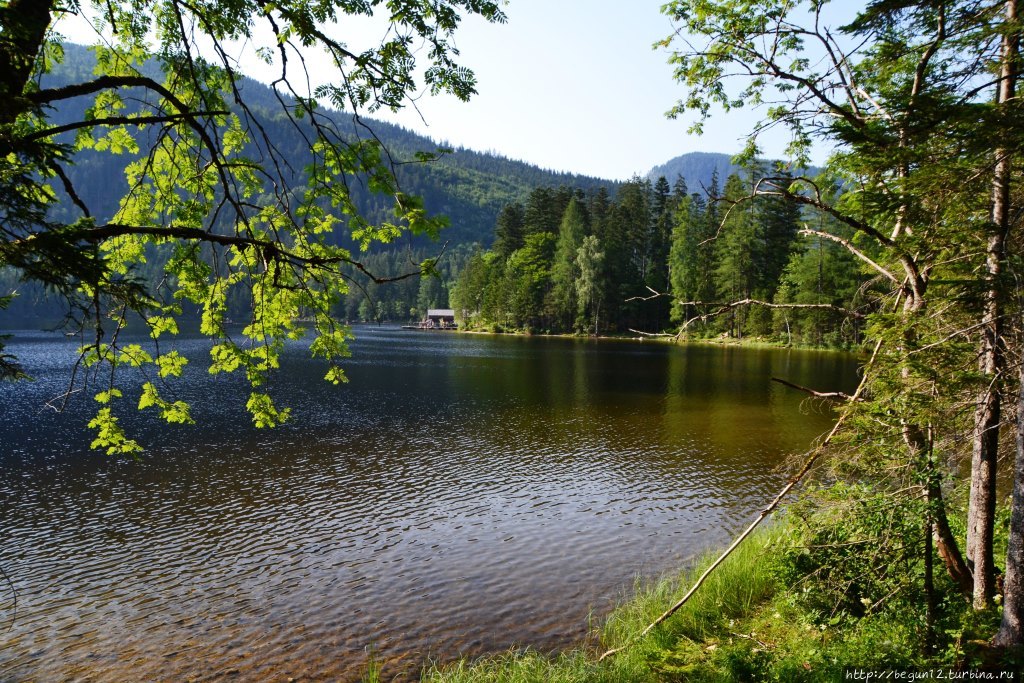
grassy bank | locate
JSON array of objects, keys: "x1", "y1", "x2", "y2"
[
  {"x1": 418, "y1": 530, "x2": 780, "y2": 682},
  {"x1": 412, "y1": 512, "x2": 1019, "y2": 683}
]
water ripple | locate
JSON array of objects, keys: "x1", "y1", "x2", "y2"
[{"x1": 0, "y1": 326, "x2": 856, "y2": 681}]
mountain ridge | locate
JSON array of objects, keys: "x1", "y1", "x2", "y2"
[
  {"x1": 45, "y1": 44, "x2": 620, "y2": 249},
  {"x1": 646, "y1": 151, "x2": 823, "y2": 193}
]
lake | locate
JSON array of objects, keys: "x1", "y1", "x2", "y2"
[{"x1": 0, "y1": 326, "x2": 858, "y2": 681}]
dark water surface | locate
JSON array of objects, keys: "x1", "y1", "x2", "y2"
[{"x1": 0, "y1": 327, "x2": 858, "y2": 681}]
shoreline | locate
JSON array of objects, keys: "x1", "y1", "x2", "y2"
[
  {"x1": 413, "y1": 325, "x2": 864, "y2": 354},
  {"x1": 420, "y1": 515, "x2": 1020, "y2": 682}
]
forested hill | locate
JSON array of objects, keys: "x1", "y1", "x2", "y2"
[
  {"x1": 23, "y1": 45, "x2": 840, "y2": 330},
  {"x1": 45, "y1": 44, "x2": 616, "y2": 250}
]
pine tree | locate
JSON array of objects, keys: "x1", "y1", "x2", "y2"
[
  {"x1": 504, "y1": 232, "x2": 556, "y2": 331},
  {"x1": 668, "y1": 187, "x2": 715, "y2": 330},
  {"x1": 713, "y1": 173, "x2": 758, "y2": 337},
  {"x1": 492, "y1": 202, "x2": 526, "y2": 257}
]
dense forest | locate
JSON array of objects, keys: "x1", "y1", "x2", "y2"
[{"x1": 449, "y1": 167, "x2": 867, "y2": 346}]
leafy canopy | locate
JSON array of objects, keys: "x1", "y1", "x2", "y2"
[{"x1": 0, "y1": 0, "x2": 505, "y2": 453}]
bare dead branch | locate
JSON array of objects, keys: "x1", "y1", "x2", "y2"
[
  {"x1": 771, "y1": 376, "x2": 861, "y2": 402},
  {"x1": 798, "y1": 227, "x2": 900, "y2": 284},
  {"x1": 625, "y1": 285, "x2": 668, "y2": 303},
  {"x1": 678, "y1": 298, "x2": 865, "y2": 333},
  {"x1": 627, "y1": 328, "x2": 677, "y2": 338}
]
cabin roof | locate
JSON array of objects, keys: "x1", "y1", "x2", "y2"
[{"x1": 427, "y1": 309, "x2": 455, "y2": 317}]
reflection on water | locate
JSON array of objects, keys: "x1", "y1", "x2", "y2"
[{"x1": 0, "y1": 327, "x2": 858, "y2": 681}]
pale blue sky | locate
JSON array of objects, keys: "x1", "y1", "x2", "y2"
[
  {"x1": 55, "y1": 1, "x2": 810, "y2": 180},
  {"x1": 369, "y1": 0, "x2": 798, "y2": 179}
]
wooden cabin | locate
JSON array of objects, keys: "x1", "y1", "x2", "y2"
[{"x1": 424, "y1": 309, "x2": 456, "y2": 329}]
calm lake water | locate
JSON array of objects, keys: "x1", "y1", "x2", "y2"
[{"x1": 0, "y1": 326, "x2": 858, "y2": 681}]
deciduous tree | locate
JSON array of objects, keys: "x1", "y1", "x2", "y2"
[
  {"x1": 0, "y1": 0, "x2": 505, "y2": 452},
  {"x1": 575, "y1": 234, "x2": 604, "y2": 334},
  {"x1": 548, "y1": 196, "x2": 587, "y2": 329}
]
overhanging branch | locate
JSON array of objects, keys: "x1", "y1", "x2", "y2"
[
  {"x1": 12, "y1": 223, "x2": 424, "y2": 285},
  {"x1": 24, "y1": 111, "x2": 229, "y2": 143},
  {"x1": 771, "y1": 376, "x2": 862, "y2": 402}
]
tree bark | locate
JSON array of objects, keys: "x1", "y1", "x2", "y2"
[
  {"x1": 0, "y1": 0, "x2": 55, "y2": 125},
  {"x1": 907, "y1": 421, "x2": 974, "y2": 596},
  {"x1": 966, "y1": 0, "x2": 1018, "y2": 610},
  {"x1": 994, "y1": 361, "x2": 1024, "y2": 648}
]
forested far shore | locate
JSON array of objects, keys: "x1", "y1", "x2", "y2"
[{"x1": 447, "y1": 168, "x2": 868, "y2": 348}]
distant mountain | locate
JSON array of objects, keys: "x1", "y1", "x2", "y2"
[
  {"x1": 646, "y1": 151, "x2": 820, "y2": 192},
  {"x1": 646, "y1": 152, "x2": 742, "y2": 191}
]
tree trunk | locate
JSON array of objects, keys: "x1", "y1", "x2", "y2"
[
  {"x1": 994, "y1": 362, "x2": 1024, "y2": 648},
  {"x1": 932, "y1": 477, "x2": 975, "y2": 596},
  {"x1": 901, "y1": 291, "x2": 974, "y2": 594},
  {"x1": 966, "y1": 0, "x2": 1018, "y2": 610},
  {"x1": 967, "y1": 320, "x2": 1002, "y2": 608},
  {"x1": 907, "y1": 422, "x2": 974, "y2": 595},
  {"x1": 925, "y1": 513, "x2": 936, "y2": 656},
  {"x1": 0, "y1": 0, "x2": 55, "y2": 125}
]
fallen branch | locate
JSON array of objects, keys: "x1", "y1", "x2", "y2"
[
  {"x1": 598, "y1": 338, "x2": 882, "y2": 662},
  {"x1": 628, "y1": 328, "x2": 677, "y2": 338},
  {"x1": 679, "y1": 298, "x2": 865, "y2": 331},
  {"x1": 771, "y1": 376, "x2": 862, "y2": 402}
]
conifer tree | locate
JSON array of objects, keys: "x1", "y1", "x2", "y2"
[
  {"x1": 492, "y1": 203, "x2": 527, "y2": 258},
  {"x1": 662, "y1": 0, "x2": 1024, "y2": 632}
]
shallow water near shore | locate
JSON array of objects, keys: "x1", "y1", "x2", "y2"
[{"x1": 0, "y1": 325, "x2": 856, "y2": 681}]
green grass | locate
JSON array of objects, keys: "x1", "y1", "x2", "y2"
[
  {"x1": 423, "y1": 517, "x2": 1020, "y2": 682},
  {"x1": 423, "y1": 531, "x2": 780, "y2": 682}
]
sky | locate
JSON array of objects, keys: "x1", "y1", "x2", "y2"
[{"x1": 53, "y1": 0, "x2": 807, "y2": 181}]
